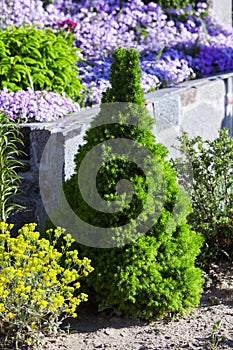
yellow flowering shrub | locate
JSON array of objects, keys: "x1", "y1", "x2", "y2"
[{"x1": 0, "y1": 222, "x2": 94, "y2": 349}]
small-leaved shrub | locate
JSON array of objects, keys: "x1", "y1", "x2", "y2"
[
  {"x1": 64, "y1": 47, "x2": 204, "y2": 320},
  {"x1": 0, "y1": 222, "x2": 94, "y2": 349},
  {"x1": 174, "y1": 129, "x2": 233, "y2": 261},
  {"x1": 0, "y1": 25, "x2": 84, "y2": 104}
]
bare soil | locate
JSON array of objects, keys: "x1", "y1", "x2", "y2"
[{"x1": 41, "y1": 261, "x2": 233, "y2": 350}]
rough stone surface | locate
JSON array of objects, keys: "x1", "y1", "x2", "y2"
[
  {"x1": 180, "y1": 88, "x2": 197, "y2": 107},
  {"x1": 180, "y1": 79, "x2": 225, "y2": 140},
  {"x1": 152, "y1": 93, "x2": 180, "y2": 131}
]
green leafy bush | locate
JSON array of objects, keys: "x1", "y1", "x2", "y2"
[
  {"x1": 63, "y1": 47, "x2": 204, "y2": 320},
  {"x1": 174, "y1": 129, "x2": 233, "y2": 261},
  {"x1": 142, "y1": 0, "x2": 208, "y2": 10},
  {"x1": 0, "y1": 222, "x2": 94, "y2": 349},
  {"x1": 0, "y1": 111, "x2": 24, "y2": 222},
  {"x1": 0, "y1": 25, "x2": 84, "y2": 103}
]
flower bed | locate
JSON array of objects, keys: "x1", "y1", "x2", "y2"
[
  {"x1": 0, "y1": 0, "x2": 233, "y2": 117},
  {"x1": 0, "y1": 88, "x2": 80, "y2": 122}
]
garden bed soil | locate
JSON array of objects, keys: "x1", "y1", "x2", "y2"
[{"x1": 41, "y1": 260, "x2": 233, "y2": 350}]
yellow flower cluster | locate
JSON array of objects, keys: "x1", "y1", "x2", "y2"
[{"x1": 0, "y1": 222, "x2": 94, "y2": 348}]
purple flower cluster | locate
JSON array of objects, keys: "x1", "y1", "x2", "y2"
[
  {"x1": 1, "y1": 0, "x2": 233, "y2": 107},
  {"x1": 0, "y1": 0, "x2": 65, "y2": 29},
  {"x1": 0, "y1": 88, "x2": 80, "y2": 122},
  {"x1": 57, "y1": 0, "x2": 233, "y2": 104}
]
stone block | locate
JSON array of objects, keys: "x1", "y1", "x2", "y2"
[
  {"x1": 154, "y1": 124, "x2": 181, "y2": 159},
  {"x1": 181, "y1": 102, "x2": 223, "y2": 139},
  {"x1": 180, "y1": 88, "x2": 197, "y2": 107},
  {"x1": 30, "y1": 129, "x2": 51, "y2": 165},
  {"x1": 196, "y1": 79, "x2": 225, "y2": 104},
  {"x1": 153, "y1": 93, "x2": 180, "y2": 131}
]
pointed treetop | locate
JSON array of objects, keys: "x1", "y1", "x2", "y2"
[{"x1": 102, "y1": 47, "x2": 145, "y2": 106}]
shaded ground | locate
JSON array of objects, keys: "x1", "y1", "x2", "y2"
[{"x1": 42, "y1": 261, "x2": 233, "y2": 350}]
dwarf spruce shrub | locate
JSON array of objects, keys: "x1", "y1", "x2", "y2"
[
  {"x1": 0, "y1": 25, "x2": 84, "y2": 103},
  {"x1": 174, "y1": 130, "x2": 233, "y2": 261},
  {"x1": 0, "y1": 222, "x2": 93, "y2": 349},
  {"x1": 63, "y1": 47, "x2": 204, "y2": 320}
]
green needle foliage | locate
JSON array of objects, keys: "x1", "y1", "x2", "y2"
[
  {"x1": 101, "y1": 46, "x2": 144, "y2": 104},
  {"x1": 174, "y1": 129, "x2": 233, "y2": 262},
  {"x1": 0, "y1": 25, "x2": 84, "y2": 104},
  {"x1": 63, "y1": 47, "x2": 204, "y2": 320},
  {"x1": 0, "y1": 112, "x2": 24, "y2": 222}
]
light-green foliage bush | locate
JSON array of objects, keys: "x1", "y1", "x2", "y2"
[
  {"x1": 174, "y1": 129, "x2": 233, "y2": 261},
  {"x1": 0, "y1": 222, "x2": 94, "y2": 349},
  {"x1": 0, "y1": 25, "x2": 84, "y2": 103},
  {"x1": 63, "y1": 47, "x2": 204, "y2": 320}
]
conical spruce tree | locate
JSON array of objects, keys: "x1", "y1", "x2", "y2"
[{"x1": 63, "y1": 47, "x2": 204, "y2": 320}]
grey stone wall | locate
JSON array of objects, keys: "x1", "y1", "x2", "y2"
[
  {"x1": 146, "y1": 72, "x2": 233, "y2": 157},
  {"x1": 11, "y1": 72, "x2": 233, "y2": 231},
  {"x1": 10, "y1": 106, "x2": 99, "y2": 231}
]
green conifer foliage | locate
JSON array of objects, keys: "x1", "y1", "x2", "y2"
[
  {"x1": 102, "y1": 47, "x2": 144, "y2": 105},
  {"x1": 63, "y1": 47, "x2": 204, "y2": 320}
]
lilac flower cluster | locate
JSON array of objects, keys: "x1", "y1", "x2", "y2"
[
  {"x1": 54, "y1": 0, "x2": 233, "y2": 104},
  {"x1": 0, "y1": 88, "x2": 80, "y2": 122},
  {"x1": 0, "y1": 0, "x2": 65, "y2": 29},
  {"x1": 1, "y1": 0, "x2": 233, "y2": 107}
]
